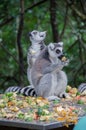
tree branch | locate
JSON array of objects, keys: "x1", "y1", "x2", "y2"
[
  {"x1": 50, "y1": 0, "x2": 60, "y2": 42},
  {"x1": 0, "y1": 43, "x2": 18, "y2": 63},
  {"x1": 16, "y1": 0, "x2": 24, "y2": 87},
  {"x1": 80, "y1": 0, "x2": 86, "y2": 14},
  {"x1": 0, "y1": 0, "x2": 48, "y2": 28},
  {"x1": 0, "y1": 43, "x2": 26, "y2": 74},
  {"x1": 78, "y1": 35, "x2": 86, "y2": 75},
  {"x1": 78, "y1": 40, "x2": 84, "y2": 65},
  {"x1": 0, "y1": 17, "x2": 14, "y2": 28},
  {"x1": 66, "y1": 0, "x2": 86, "y2": 20},
  {"x1": 24, "y1": 0, "x2": 48, "y2": 13},
  {"x1": 60, "y1": 3, "x2": 69, "y2": 39},
  {"x1": 0, "y1": 75, "x2": 20, "y2": 88},
  {"x1": 78, "y1": 34, "x2": 86, "y2": 51},
  {"x1": 66, "y1": 40, "x2": 78, "y2": 52},
  {"x1": 71, "y1": 5, "x2": 86, "y2": 20},
  {"x1": 73, "y1": 62, "x2": 86, "y2": 86}
]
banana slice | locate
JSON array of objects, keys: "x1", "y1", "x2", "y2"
[{"x1": 61, "y1": 56, "x2": 67, "y2": 61}]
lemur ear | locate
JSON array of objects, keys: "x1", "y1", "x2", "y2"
[
  {"x1": 48, "y1": 43, "x2": 55, "y2": 50},
  {"x1": 44, "y1": 31, "x2": 47, "y2": 34},
  {"x1": 40, "y1": 31, "x2": 47, "y2": 36},
  {"x1": 58, "y1": 42, "x2": 63, "y2": 46}
]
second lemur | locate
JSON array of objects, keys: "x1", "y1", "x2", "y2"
[
  {"x1": 31, "y1": 42, "x2": 69, "y2": 101},
  {"x1": 5, "y1": 30, "x2": 46, "y2": 97}
]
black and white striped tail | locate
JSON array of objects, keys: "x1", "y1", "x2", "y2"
[
  {"x1": 78, "y1": 83, "x2": 86, "y2": 93},
  {"x1": 20, "y1": 86, "x2": 37, "y2": 97},
  {"x1": 5, "y1": 86, "x2": 37, "y2": 97},
  {"x1": 5, "y1": 86, "x2": 21, "y2": 93}
]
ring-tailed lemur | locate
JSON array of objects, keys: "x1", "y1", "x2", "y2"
[
  {"x1": 6, "y1": 43, "x2": 68, "y2": 99},
  {"x1": 78, "y1": 83, "x2": 86, "y2": 95},
  {"x1": 31, "y1": 42, "x2": 69, "y2": 101},
  {"x1": 5, "y1": 30, "x2": 46, "y2": 97},
  {"x1": 27, "y1": 30, "x2": 46, "y2": 86}
]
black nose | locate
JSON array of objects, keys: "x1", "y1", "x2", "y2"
[
  {"x1": 58, "y1": 54, "x2": 64, "y2": 60},
  {"x1": 28, "y1": 32, "x2": 32, "y2": 37}
]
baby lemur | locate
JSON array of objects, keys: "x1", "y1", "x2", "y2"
[
  {"x1": 27, "y1": 30, "x2": 46, "y2": 85},
  {"x1": 31, "y1": 42, "x2": 69, "y2": 101}
]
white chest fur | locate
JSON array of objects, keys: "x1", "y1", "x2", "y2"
[
  {"x1": 30, "y1": 43, "x2": 41, "y2": 57},
  {"x1": 31, "y1": 43, "x2": 40, "y2": 52}
]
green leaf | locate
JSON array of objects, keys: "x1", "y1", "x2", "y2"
[
  {"x1": 77, "y1": 100, "x2": 84, "y2": 104},
  {"x1": 53, "y1": 99, "x2": 60, "y2": 104}
]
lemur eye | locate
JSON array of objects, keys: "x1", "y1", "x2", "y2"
[
  {"x1": 39, "y1": 33, "x2": 44, "y2": 37},
  {"x1": 33, "y1": 31, "x2": 37, "y2": 35},
  {"x1": 56, "y1": 49, "x2": 61, "y2": 54},
  {"x1": 40, "y1": 35, "x2": 44, "y2": 37}
]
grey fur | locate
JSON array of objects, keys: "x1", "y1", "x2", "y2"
[
  {"x1": 27, "y1": 30, "x2": 46, "y2": 85},
  {"x1": 31, "y1": 42, "x2": 69, "y2": 101},
  {"x1": 5, "y1": 30, "x2": 47, "y2": 97}
]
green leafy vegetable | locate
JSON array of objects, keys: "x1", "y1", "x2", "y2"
[{"x1": 77, "y1": 100, "x2": 84, "y2": 104}]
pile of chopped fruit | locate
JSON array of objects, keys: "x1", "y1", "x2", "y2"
[
  {"x1": 66, "y1": 85, "x2": 86, "y2": 104},
  {"x1": 0, "y1": 88, "x2": 86, "y2": 126}
]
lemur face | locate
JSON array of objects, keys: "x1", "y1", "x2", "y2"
[
  {"x1": 28, "y1": 30, "x2": 46, "y2": 43},
  {"x1": 48, "y1": 42, "x2": 64, "y2": 60}
]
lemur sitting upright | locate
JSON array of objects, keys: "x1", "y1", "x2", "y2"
[
  {"x1": 5, "y1": 30, "x2": 46, "y2": 97},
  {"x1": 27, "y1": 30, "x2": 46, "y2": 85},
  {"x1": 31, "y1": 42, "x2": 69, "y2": 101},
  {"x1": 5, "y1": 42, "x2": 68, "y2": 100}
]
